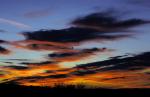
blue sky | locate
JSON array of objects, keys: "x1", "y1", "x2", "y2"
[
  {"x1": 0, "y1": 0, "x2": 150, "y2": 65},
  {"x1": 1, "y1": 0, "x2": 149, "y2": 32}
]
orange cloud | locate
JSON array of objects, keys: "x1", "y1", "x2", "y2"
[{"x1": 10, "y1": 69, "x2": 149, "y2": 88}]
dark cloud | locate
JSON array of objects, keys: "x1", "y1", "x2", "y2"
[
  {"x1": 14, "y1": 74, "x2": 69, "y2": 82},
  {"x1": 74, "y1": 52, "x2": 150, "y2": 74},
  {"x1": 20, "y1": 61, "x2": 54, "y2": 65},
  {"x1": 23, "y1": 27, "x2": 97, "y2": 42},
  {"x1": 0, "y1": 46, "x2": 10, "y2": 54},
  {"x1": 71, "y1": 11, "x2": 150, "y2": 31},
  {"x1": 4, "y1": 62, "x2": 13, "y2": 64},
  {"x1": 5, "y1": 59, "x2": 31, "y2": 61},
  {"x1": 70, "y1": 69, "x2": 96, "y2": 76},
  {"x1": 22, "y1": 10, "x2": 150, "y2": 44},
  {"x1": 0, "y1": 29, "x2": 6, "y2": 33},
  {"x1": 47, "y1": 74, "x2": 69, "y2": 79},
  {"x1": 25, "y1": 43, "x2": 71, "y2": 50},
  {"x1": 23, "y1": 27, "x2": 130, "y2": 43},
  {"x1": 101, "y1": 77, "x2": 126, "y2": 81},
  {"x1": 0, "y1": 40, "x2": 6, "y2": 43},
  {"x1": 145, "y1": 72, "x2": 150, "y2": 75},
  {"x1": 7, "y1": 52, "x2": 149, "y2": 82},
  {"x1": 48, "y1": 52, "x2": 77, "y2": 58},
  {"x1": 48, "y1": 48, "x2": 100, "y2": 58},
  {"x1": 47, "y1": 48, "x2": 114, "y2": 62},
  {"x1": 1, "y1": 52, "x2": 150, "y2": 87},
  {"x1": 6, "y1": 66, "x2": 29, "y2": 70}
]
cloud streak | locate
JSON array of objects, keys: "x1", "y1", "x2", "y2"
[
  {"x1": 23, "y1": 8, "x2": 51, "y2": 18},
  {"x1": 126, "y1": 0, "x2": 150, "y2": 7},
  {"x1": 0, "y1": 18, "x2": 32, "y2": 29},
  {"x1": 0, "y1": 29, "x2": 7, "y2": 33}
]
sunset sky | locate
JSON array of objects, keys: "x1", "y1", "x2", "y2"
[{"x1": 0, "y1": 0, "x2": 150, "y2": 88}]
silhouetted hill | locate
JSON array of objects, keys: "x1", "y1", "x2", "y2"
[{"x1": 0, "y1": 82, "x2": 149, "y2": 97}]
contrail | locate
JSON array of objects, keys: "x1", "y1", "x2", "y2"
[{"x1": 0, "y1": 18, "x2": 32, "y2": 29}]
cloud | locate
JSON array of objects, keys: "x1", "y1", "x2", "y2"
[
  {"x1": 22, "y1": 27, "x2": 130, "y2": 44},
  {"x1": 0, "y1": 10, "x2": 150, "y2": 88},
  {"x1": 24, "y1": 41, "x2": 74, "y2": 51},
  {"x1": 0, "y1": 18, "x2": 32, "y2": 29},
  {"x1": 6, "y1": 66, "x2": 29, "y2": 70},
  {"x1": 0, "y1": 40, "x2": 7, "y2": 43},
  {"x1": 71, "y1": 11, "x2": 150, "y2": 31},
  {"x1": 75, "y1": 52, "x2": 150, "y2": 72},
  {"x1": 47, "y1": 48, "x2": 114, "y2": 62},
  {"x1": 15, "y1": 74, "x2": 69, "y2": 81},
  {"x1": 40, "y1": 74, "x2": 69, "y2": 79},
  {"x1": 4, "y1": 59, "x2": 31, "y2": 61},
  {"x1": 23, "y1": 8, "x2": 51, "y2": 18},
  {"x1": 11, "y1": 40, "x2": 78, "y2": 54},
  {"x1": 22, "y1": 10, "x2": 150, "y2": 44},
  {"x1": 2, "y1": 51, "x2": 150, "y2": 88},
  {"x1": 0, "y1": 29, "x2": 7, "y2": 33},
  {"x1": 126, "y1": 0, "x2": 150, "y2": 7},
  {"x1": 1, "y1": 52, "x2": 150, "y2": 88},
  {"x1": 11, "y1": 40, "x2": 114, "y2": 64},
  {"x1": 20, "y1": 61, "x2": 54, "y2": 66},
  {"x1": 0, "y1": 46, "x2": 10, "y2": 55},
  {"x1": 48, "y1": 48, "x2": 102, "y2": 58},
  {"x1": 101, "y1": 77, "x2": 126, "y2": 81}
]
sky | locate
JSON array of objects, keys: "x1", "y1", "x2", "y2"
[{"x1": 0, "y1": 0, "x2": 150, "y2": 88}]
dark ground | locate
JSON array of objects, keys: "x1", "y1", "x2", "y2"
[{"x1": 0, "y1": 83, "x2": 149, "y2": 97}]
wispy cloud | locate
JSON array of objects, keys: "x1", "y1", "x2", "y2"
[
  {"x1": 0, "y1": 18, "x2": 32, "y2": 29},
  {"x1": 23, "y1": 8, "x2": 51, "y2": 18},
  {"x1": 126, "y1": 0, "x2": 150, "y2": 8},
  {"x1": 0, "y1": 29, "x2": 7, "y2": 33}
]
